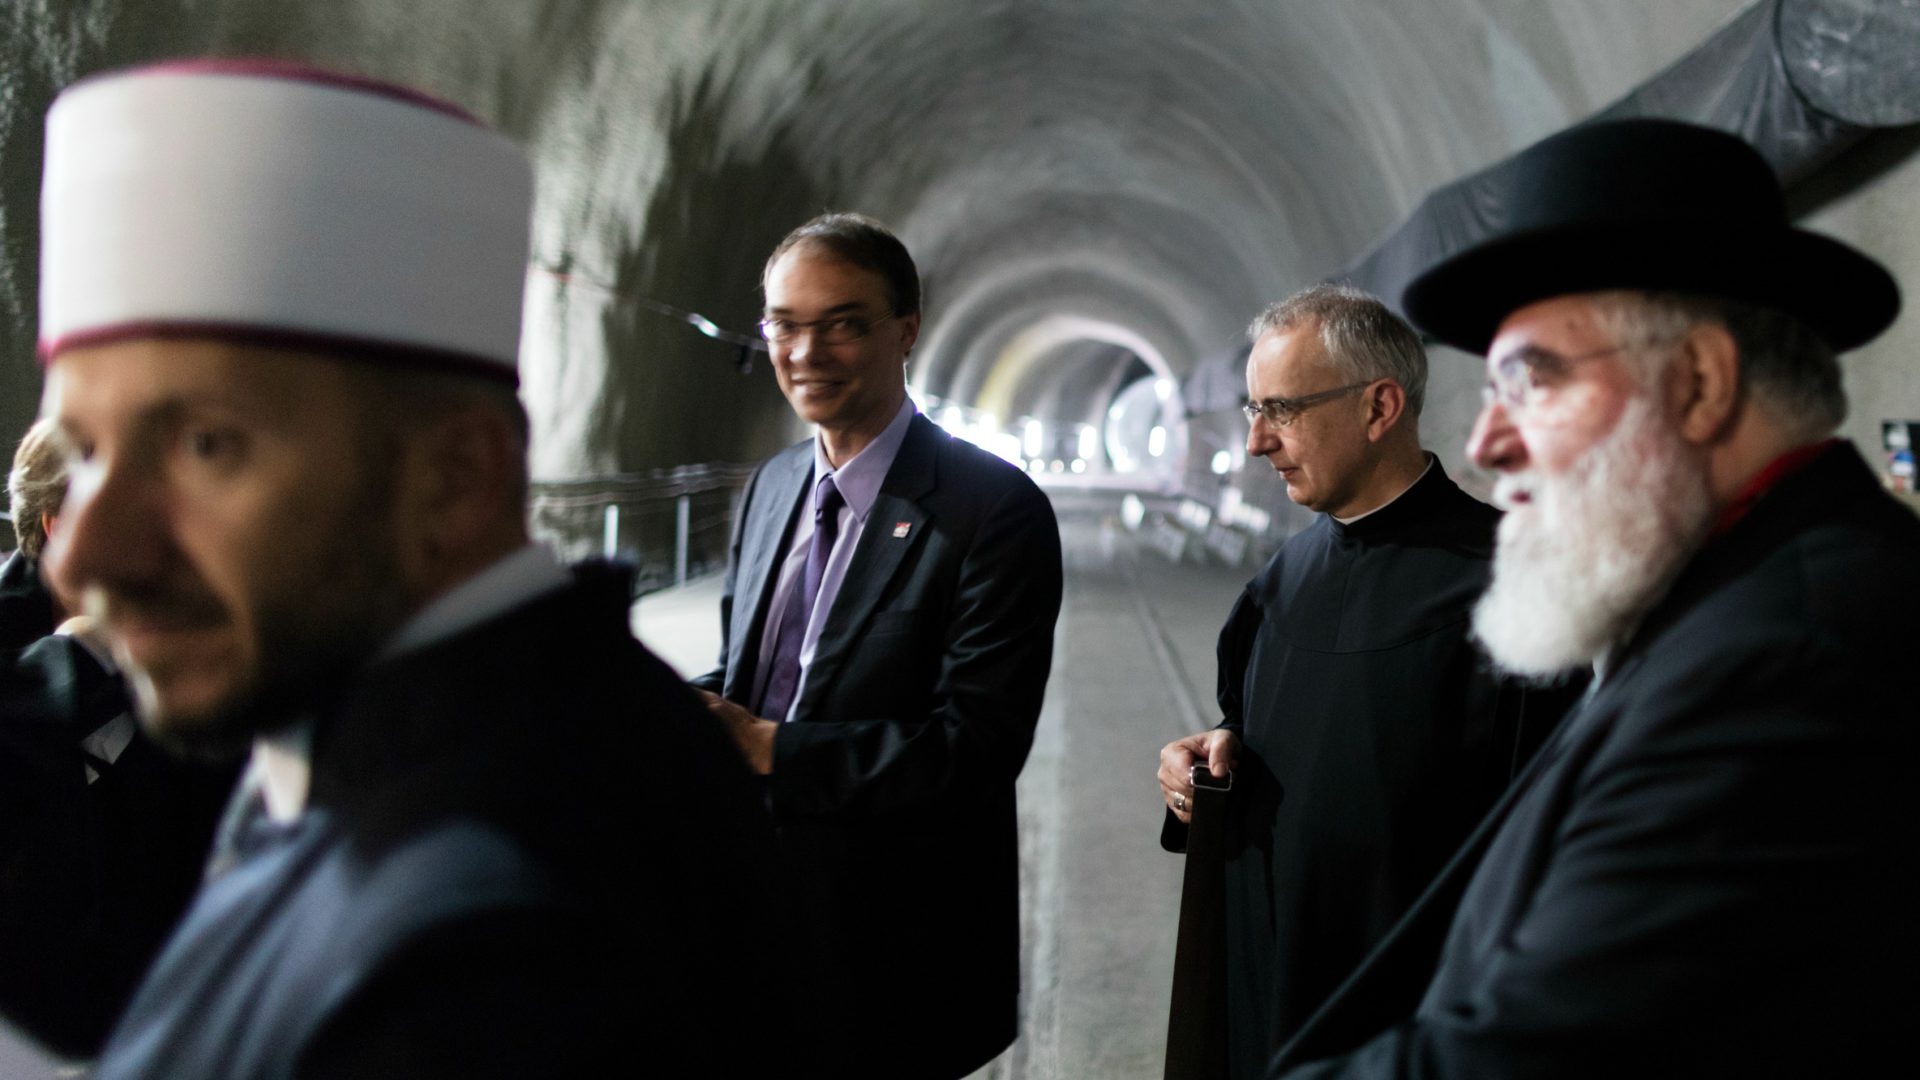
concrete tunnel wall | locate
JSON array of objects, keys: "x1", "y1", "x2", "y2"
[{"x1": 5, "y1": 0, "x2": 1916, "y2": 522}]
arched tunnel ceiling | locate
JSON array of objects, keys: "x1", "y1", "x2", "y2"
[{"x1": 2, "y1": 0, "x2": 1759, "y2": 478}]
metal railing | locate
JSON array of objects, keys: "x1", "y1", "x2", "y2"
[{"x1": 530, "y1": 463, "x2": 758, "y2": 596}]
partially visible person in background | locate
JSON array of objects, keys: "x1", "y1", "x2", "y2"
[
  {"x1": 2, "y1": 419, "x2": 72, "y2": 646},
  {"x1": 2, "y1": 416, "x2": 240, "y2": 1059}
]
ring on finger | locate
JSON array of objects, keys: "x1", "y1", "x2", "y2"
[{"x1": 1175, "y1": 793, "x2": 1186, "y2": 812}]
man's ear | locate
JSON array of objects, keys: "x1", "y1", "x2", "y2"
[
  {"x1": 1672, "y1": 322, "x2": 1741, "y2": 445},
  {"x1": 393, "y1": 405, "x2": 522, "y2": 577},
  {"x1": 1365, "y1": 379, "x2": 1406, "y2": 443},
  {"x1": 899, "y1": 311, "x2": 922, "y2": 357}
]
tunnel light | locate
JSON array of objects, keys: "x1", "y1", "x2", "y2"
[
  {"x1": 1155, "y1": 378, "x2": 1174, "y2": 401},
  {"x1": 1050, "y1": 459, "x2": 1066, "y2": 473},
  {"x1": 1148, "y1": 425, "x2": 1167, "y2": 458},
  {"x1": 1121, "y1": 494, "x2": 1147, "y2": 530},
  {"x1": 1077, "y1": 425, "x2": 1097, "y2": 461},
  {"x1": 687, "y1": 314, "x2": 721, "y2": 338},
  {"x1": 1070, "y1": 458, "x2": 1086, "y2": 474},
  {"x1": 1211, "y1": 450, "x2": 1233, "y2": 476},
  {"x1": 987, "y1": 432, "x2": 1023, "y2": 465},
  {"x1": 1023, "y1": 419, "x2": 1044, "y2": 459},
  {"x1": 1028, "y1": 459, "x2": 1047, "y2": 474},
  {"x1": 939, "y1": 406, "x2": 965, "y2": 432}
]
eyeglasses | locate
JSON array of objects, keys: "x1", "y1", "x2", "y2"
[
  {"x1": 759, "y1": 312, "x2": 896, "y2": 346},
  {"x1": 1482, "y1": 337, "x2": 1674, "y2": 414},
  {"x1": 1241, "y1": 382, "x2": 1371, "y2": 428}
]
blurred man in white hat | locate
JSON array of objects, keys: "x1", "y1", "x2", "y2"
[{"x1": 19, "y1": 59, "x2": 783, "y2": 1078}]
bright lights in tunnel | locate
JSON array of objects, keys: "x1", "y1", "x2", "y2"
[
  {"x1": 927, "y1": 396, "x2": 1023, "y2": 465},
  {"x1": 1105, "y1": 375, "x2": 1186, "y2": 477},
  {"x1": 1211, "y1": 449, "x2": 1234, "y2": 475},
  {"x1": 1023, "y1": 419, "x2": 1044, "y2": 459},
  {"x1": 1077, "y1": 426, "x2": 1098, "y2": 462}
]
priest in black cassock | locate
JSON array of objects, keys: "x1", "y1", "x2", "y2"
[{"x1": 1158, "y1": 285, "x2": 1563, "y2": 1079}]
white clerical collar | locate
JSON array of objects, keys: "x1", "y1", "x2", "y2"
[
  {"x1": 1333, "y1": 455, "x2": 1435, "y2": 525},
  {"x1": 251, "y1": 543, "x2": 569, "y2": 822}
]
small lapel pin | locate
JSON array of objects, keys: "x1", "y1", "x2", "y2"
[{"x1": 892, "y1": 522, "x2": 912, "y2": 539}]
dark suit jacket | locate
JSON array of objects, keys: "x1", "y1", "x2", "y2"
[
  {"x1": 0, "y1": 551, "x2": 56, "y2": 649},
  {"x1": 696, "y1": 414, "x2": 1063, "y2": 1079},
  {"x1": 1271, "y1": 443, "x2": 1920, "y2": 1078},
  {"x1": 1, "y1": 633, "x2": 237, "y2": 1058},
  {"x1": 92, "y1": 563, "x2": 786, "y2": 1079}
]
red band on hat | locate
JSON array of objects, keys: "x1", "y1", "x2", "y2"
[
  {"x1": 40, "y1": 320, "x2": 520, "y2": 388},
  {"x1": 76, "y1": 57, "x2": 485, "y2": 126}
]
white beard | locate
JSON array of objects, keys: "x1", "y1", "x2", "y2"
[{"x1": 1472, "y1": 395, "x2": 1715, "y2": 680}]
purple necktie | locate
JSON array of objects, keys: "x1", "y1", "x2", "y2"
[{"x1": 757, "y1": 475, "x2": 843, "y2": 721}]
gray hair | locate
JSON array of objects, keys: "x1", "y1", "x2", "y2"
[
  {"x1": 1248, "y1": 283, "x2": 1428, "y2": 417},
  {"x1": 1587, "y1": 291, "x2": 1846, "y2": 439}
]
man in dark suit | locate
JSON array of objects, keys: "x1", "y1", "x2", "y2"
[
  {"x1": 15, "y1": 59, "x2": 781, "y2": 1077},
  {"x1": 695, "y1": 212, "x2": 1063, "y2": 1079},
  {"x1": 1268, "y1": 119, "x2": 1916, "y2": 1077}
]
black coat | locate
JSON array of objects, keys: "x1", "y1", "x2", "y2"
[
  {"x1": 0, "y1": 551, "x2": 56, "y2": 650},
  {"x1": 1, "y1": 632, "x2": 237, "y2": 1058},
  {"x1": 1165, "y1": 461, "x2": 1556, "y2": 1077},
  {"x1": 90, "y1": 562, "x2": 785, "y2": 1079},
  {"x1": 697, "y1": 415, "x2": 1064, "y2": 1079},
  {"x1": 1272, "y1": 443, "x2": 1920, "y2": 1078}
]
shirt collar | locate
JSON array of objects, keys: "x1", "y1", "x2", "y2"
[
  {"x1": 1333, "y1": 454, "x2": 1435, "y2": 525},
  {"x1": 1711, "y1": 438, "x2": 1840, "y2": 538},
  {"x1": 813, "y1": 397, "x2": 916, "y2": 520},
  {"x1": 379, "y1": 543, "x2": 569, "y2": 660}
]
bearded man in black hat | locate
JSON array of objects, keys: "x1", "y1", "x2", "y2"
[{"x1": 1267, "y1": 119, "x2": 1917, "y2": 1078}]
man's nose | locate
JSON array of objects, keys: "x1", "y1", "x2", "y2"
[
  {"x1": 1245, "y1": 414, "x2": 1277, "y2": 457},
  {"x1": 44, "y1": 455, "x2": 168, "y2": 603},
  {"x1": 1467, "y1": 398, "x2": 1526, "y2": 473}
]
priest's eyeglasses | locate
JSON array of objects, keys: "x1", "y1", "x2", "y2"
[
  {"x1": 760, "y1": 312, "x2": 897, "y2": 346},
  {"x1": 1242, "y1": 382, "x2": 1371, "y2": 428}
]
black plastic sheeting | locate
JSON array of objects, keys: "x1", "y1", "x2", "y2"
[{"x1": 1339, "y1": 0, "x2": 1920, "y2": 327}]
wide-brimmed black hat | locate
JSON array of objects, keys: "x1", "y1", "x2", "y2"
[{"x1": 1401, "y1": 118, "x2": 1899, "y2": 355}]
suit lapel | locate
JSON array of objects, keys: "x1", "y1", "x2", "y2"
[
  {"x1": 795, "y1": 416, "x2": 943, "y2": 717},
  {"x1": 726, "y1": 445, "x2": 813, "y2": 698}
]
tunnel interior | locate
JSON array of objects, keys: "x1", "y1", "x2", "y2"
[{"x1": 6, "y1": 0, "x2": 1920, "y2": 575}]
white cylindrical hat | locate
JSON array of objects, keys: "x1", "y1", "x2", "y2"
[{"x1": 39, "y1": 60, "x2": 534, "y2": 380}]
